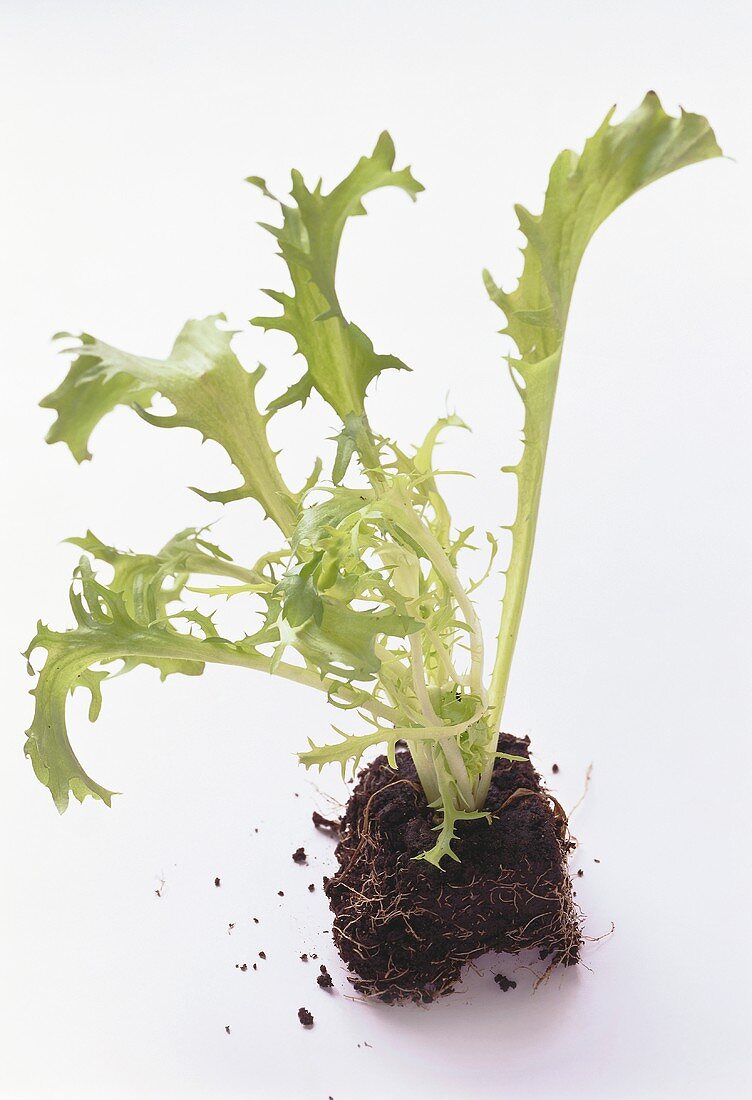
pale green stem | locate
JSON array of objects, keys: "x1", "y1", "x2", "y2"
[
  {"x1": 392, "y1": 502, "x2": 486, "y2": 704},
  {"x1": 424, "y1": 625, "x2": 466, "y2": 688},
  {"x1": 408, "y1": 634, "x2": 474, "y2": 807},
  {"x1": 373, "y1": 644, "x2": 440, "y2": 802},
  {"x1": 478, "y1": 357, "x2": 560, "y2": 808}
]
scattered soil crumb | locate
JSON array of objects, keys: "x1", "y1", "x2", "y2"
[
  {"x1": 214, "y1": 877, "x2": 220, "y2": 887},
  {"x1": 300, "y1": 953, "x2": 309, "y2": 962},
  {"x1": 225, "y1": 1026, "x2": 231, "y2": 1035},
  {"x1": 258, "y1": 951, "x2": 266, "y2": 959},
  {"x1": 494, "y1": 974, "x2": 517, "y2": 992},
  {"x1": 228, "y1": 923, "x2": 235, "y2": 932},
  {"x1": 311, "y1": 953, "x2": 318, "y2": 960},
  {"x1": 312, "y1": 811, "x2": 339, "y2": 831},
  {"x1": 577, "y1": 869, "x2": 584, "y2": 877},
  {"x1": 292, "y1": 847, "x2": 307, "y2": 864},
  {"x1": 594, "y1": 858, "x2": 601, "y2": 863},
  {"x1": 317, "y1": 965, "x2": 333, "y2": 990},
  {"x1": 278, "y1": 890, "x2": 285, "y2": 897},
  {"x1": 552, "y1": 763, "x2": 560, "y2": 774},
  {"x1": 308, "y1": 883, "x2": 316, "y2": 892},
  {"x1": 252, "y1": 963, "x2": 257, "y2": 971},
  {"x1": 253, "y1": 917, "x2": 259, "y2": 924},
  {"x1": 298, "y1": 1007, "x2": 314, "y2": 1027},
  {"x1": 236, "y1": 963, "x2": 248, "y2": 972}
]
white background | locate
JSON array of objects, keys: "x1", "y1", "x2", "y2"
[{"x1": 1, "y1": 2, "x2": 751, "y2": 1098}]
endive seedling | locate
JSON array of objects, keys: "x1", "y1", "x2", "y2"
[{"x1": 26, "y1": 94, "x2": 720, "y2": 866}]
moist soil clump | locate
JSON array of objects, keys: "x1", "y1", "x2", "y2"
[
  {"x1": 325, "y1": 734, "x2": 582, "y2": 1002},
  {"x1": 317, "y1": 965, "x2": 334, "y2": 989}
]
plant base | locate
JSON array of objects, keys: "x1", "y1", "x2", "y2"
[{"x1": 325, "y1": 734, "x2": 582, "y2": 1002}]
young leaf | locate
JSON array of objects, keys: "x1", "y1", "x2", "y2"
[
  {"x1": 484, "y1": 93, "x2": 722, "y2": 740},
  {"x1": 42, "y1": 316, "x2": 300, "y2": 534},
  {"x1": 24, "y1": 558, "x2": 214, "y2": 812},
  {"x1": 251, "y1": 132, "x2": 423, "y2": 423}
]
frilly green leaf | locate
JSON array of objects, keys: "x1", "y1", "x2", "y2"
[
  {"x1": 42, "y1": 316, "x2": 302, "y2": 534},
  {"x1": 485, "y1": 93, "x2": 722, "y2": 738},
  {"x1": 251, "y1": 132, "x2": 422, "y2": 422}
]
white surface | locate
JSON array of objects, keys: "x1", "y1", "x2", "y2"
[{"x1": 1, "y1": 3, "x2": 751, "y2": 1098}]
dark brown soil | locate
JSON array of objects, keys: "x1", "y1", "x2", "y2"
[
  {"x1": 292, "y1": 847, "x2": 307, "y2": 863},
  {"x1": 298, "y1": 1007, "x2": 314, "y2": 1026},
  {"x1": 317, "y1": 965, "x2": 333, "y2": 989},
  {"x1": 494, "y1": 973, "x2": 517, "y2": 992},
  {"x1": 324, "y1": 734, "x2": 582, "y2": 1002}
]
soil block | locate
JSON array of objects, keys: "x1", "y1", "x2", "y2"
[{"x1": 325, "y1": 734, "x2": 582, "y2": 1002}]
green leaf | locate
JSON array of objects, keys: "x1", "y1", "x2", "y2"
[
  {"x1": 251, "y1": 132, "x2": 423, "y2": 421},
  {"x1": 485, "y1": 93, "x2": 722, "y2": 736},
  {"x1": 413, "y1": 413, "x2": 469, "y2": 547},
  {"x1": 22, "y1": 527, "x2": 289, "y2": 811},
  {"x1": 291, "y1": 487, "x2": 374, "y2": 554},
  {"x1": 275, "y1": 558, "x2": 325, "y2": 629},
  {"x1": 23, "y1": 558, "x2": 213, "y2": 812},
  {"x1": 276, "y1": 590, "x2": 421, "y2": 683},
  {"x1": 42, "y1": 316, "x2": 300, "y2": 534}
]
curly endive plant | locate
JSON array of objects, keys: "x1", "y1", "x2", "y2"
[{"x1": 26, "y1": 94, "x2": 720, "y2": 867}]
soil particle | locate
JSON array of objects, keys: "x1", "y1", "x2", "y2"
[
  {"x1": 308, "y1": 883, "x2": 316, "y2": 892},
  {"x1": 300, "y1": 953, "x2": 308, "y2": 962},
  {"x1": 552, "y1": 763, "x2": 560, "y2": 774},
  {"x1": 236, "y1": 963, "x2": 248, "y2": 972},
  {"x1": 292, "y1": 847, "x2": 307, "y2": 864},
  {"x1": 577, "y1": 869, "x2": 584, "y2": 877},
  {"x1": 325, "y1": 734, "x2": 582, "y2": 1002},
  {"x1": 214, "y1": 877, "x2": 221, "y2": 887},
  {"x1": 227, "y1": 923, "x2": 235, "y2": 932},
  {"x1": 225, "y1": 1026, "x2": 231, "y2": 1035},
  {"x1": 317, "y1": 965, "x2": 333, "y2": 990},
  {"x1": 252, "y1": 963, "x2": 257, "y2": 971},
  {"x1": 298, "y1": 1007, "x2": 314, "y2": 1027},
  {"x1": 278, "y1": 890, "x2": 285, "y2": 897},
  {"x1": 258, "y1": 951, "x2": 266, "y2": 960},
  {"x1": 312, "y1": 811, "x2": 340, "y2": 832},
  {"x1": 253, "y1": 917, "x2": 259, "y2": 924},
  {"x1": 494, "y1": 974, "x2": 517, "y2": 992},
  {"x1": 594, "y1": 858, "x2": 601, "y2": 864}
]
